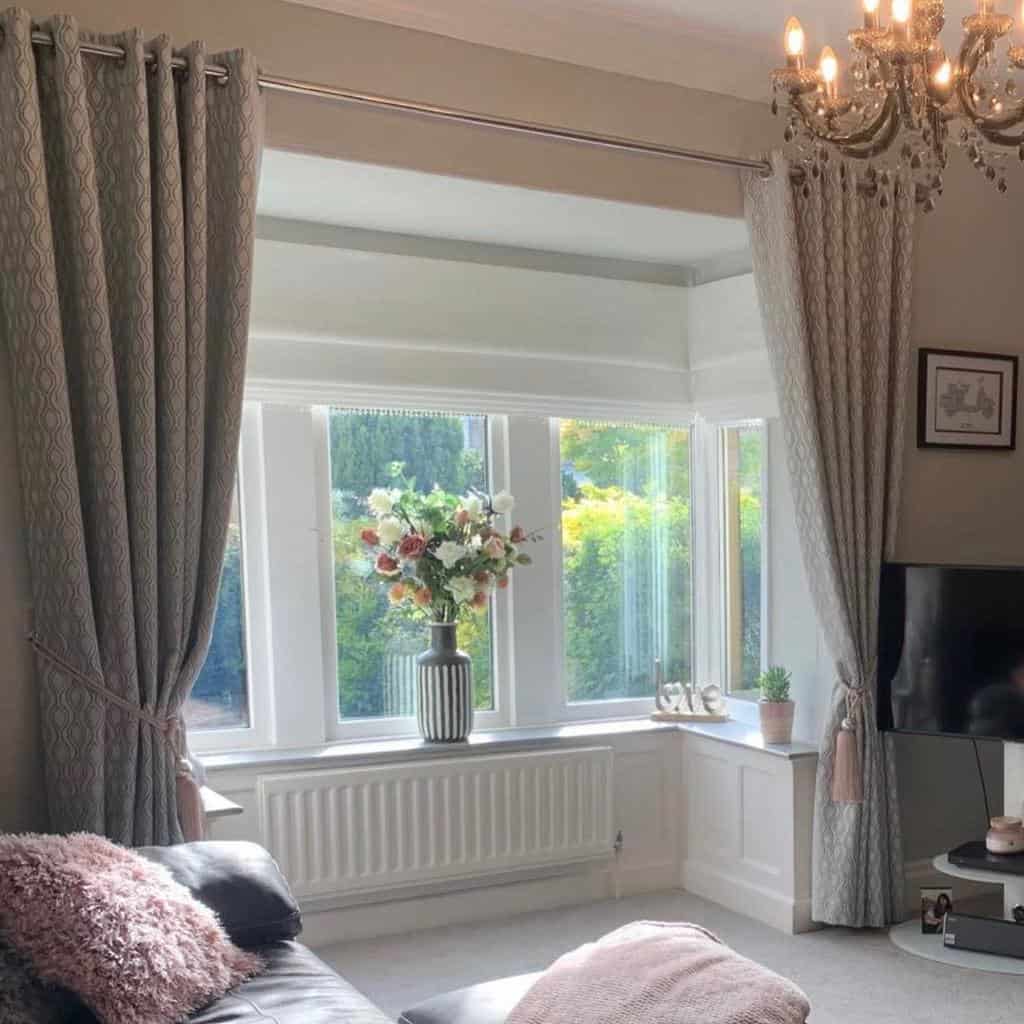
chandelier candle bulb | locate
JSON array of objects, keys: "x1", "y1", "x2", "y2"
[
  {"x1": 785, "y1": 16, "x2": 806, "y2": 67},
  {"x1": 891, "y1": 0, "x2": 911, "y2": 38},
  {"x1": 863, "y1": 0, "x2": 882, "y2": 29},
  {"x1": 820, "y1": 46, "x2": 840, "y2": 97}
]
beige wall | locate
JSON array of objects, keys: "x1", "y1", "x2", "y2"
[{"x1": 893, "y1": 157, "x2": 1024, "y2": 861}]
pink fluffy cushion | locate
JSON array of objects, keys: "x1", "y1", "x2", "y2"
[{"x1": 0, "y1": 833, "x2": 262, "y2": 1024}]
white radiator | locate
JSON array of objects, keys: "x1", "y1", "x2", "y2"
[{"x1": 257, "y1": 746, "x2": 614, "y2": 901}]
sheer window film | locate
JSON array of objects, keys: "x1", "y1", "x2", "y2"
[
  {"x1": 560, "y1": 420, "x2": 693, "y2": 703},
  {"x1": 186, "y1": 484, "x2": 250, "y2": 730},
  {"x1": 328, "y1": 409, "x2": 495, "y2": 720},
  {"x1": 722, "y1": 424, "x2": 764, "y2": 699}
]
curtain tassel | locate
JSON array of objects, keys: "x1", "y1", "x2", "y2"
[
  {"x1": 175, "y1": 757, "x2": 206, "y2": 842},
  {"x1": 831, "y1": 682, "x2": 865, "y2": 804}
]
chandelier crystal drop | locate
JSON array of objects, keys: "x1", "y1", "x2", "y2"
[{"x1": 772, "y1": 0, "x2": 1024, "y2": 208}]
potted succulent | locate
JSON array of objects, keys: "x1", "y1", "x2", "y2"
[
  {"x1": 360, "y1": 482, "x2": 540, "y2": 742},
  {"x1": 758, "y1": 666, "x2": 795, "y2": 744}
]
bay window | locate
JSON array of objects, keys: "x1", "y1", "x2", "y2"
[{"x1": 191, "y1": 401, "x2": 768, "y2": 752}]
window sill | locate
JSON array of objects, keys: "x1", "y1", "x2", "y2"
[{"x1": 203, "y1": 716, "x2": 817, "y2": 776}]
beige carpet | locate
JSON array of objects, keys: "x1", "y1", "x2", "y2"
[{"x1": 321, "y1": 888, "x2": 1017, "y2": 1024}]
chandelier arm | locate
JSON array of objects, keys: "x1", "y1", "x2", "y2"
[
  {"x1": 791, "y1": 90, "x2": 899, "y2": 149},
  {"x1": 829, "y1": 104, "x2": 903, "y2": 160},
  {"x1": 956, "y1": 33, "x2": 1024, "y2": 134}
]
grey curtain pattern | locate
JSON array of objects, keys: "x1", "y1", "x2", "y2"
[
  {"x1": 744, "y1": 153, "x2": 913, "y2": 927},
  {"x1": 0, "y1": 8, "x2": 262, "y2": 845}
]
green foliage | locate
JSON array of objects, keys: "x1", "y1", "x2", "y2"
[
  {"x1": 334, "y1": 515, "x2": 494, "y2": 716},
  {"x1": 758, "y1": 665, "x2": 792, "y2": 702},
  {"x1": 330, "y1": 411, "x2": 495, "y2": 718},
  {"x1": 560, "y1": 422, "x2": 692, "y2": 702},
  {"x1": 329, "y1": 411, "x2": 485, "y2": 498},
  {"x1": 736, "y1": 430, "x2": 763, "y2": 689},
  {"x1": 190, "y1": 525, "x2": 248, "y2": 728}
]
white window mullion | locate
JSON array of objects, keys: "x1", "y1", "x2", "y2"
[
  {"x1": 261, "y1": 403, "x2": 328, "y2": 749},
  {"x1": 505, "y1": 415, "x2": 562, "y2": 727},
  {"x1": 692, "y1": 415, "x2": 724, "y2": 693}
]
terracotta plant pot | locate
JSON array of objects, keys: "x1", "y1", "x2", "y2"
[{"x1": 759, "y1": 699, "x2": 795, "y2": 744}]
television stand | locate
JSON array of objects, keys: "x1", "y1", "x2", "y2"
[
  {"x1": 888, "y1": 854, "x2": 1024, "y2": 974},
  {"x1": 888, "y1": 741, "x2": 1024, "y2": 973}
]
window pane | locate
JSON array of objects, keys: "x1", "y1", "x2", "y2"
[
  {"x1": 330, "y1": 409, "x2": 494, "y2": 720},
  {"x1": 723, "y1": 425, "x2": 763, "y2": 698},
  {"x1": 186, "y1": 486, "x2": 250, "y2": 730},
  {"x1": 560, "y1": 421, "x2": 692, "y2": 702}
]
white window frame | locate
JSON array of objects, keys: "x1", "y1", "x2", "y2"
[
  {"x1": 549, "y1": 416, "x2": 699, "y2": 723},
  {"x1": 714, "y1": 418, "x2": 770, "y2": 704},
  {"x1": 319, "y1": 406, "x2": 513, "y2": 741},
  {"x1": 190, "y1": 403, "x2": 276, "y2": 753}
]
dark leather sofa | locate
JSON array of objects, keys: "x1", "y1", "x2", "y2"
[
  {"x1": 133, "y1": 840, "x2": 392, "y2": 1024},
  {"x1": 399, "y1": 974, "x2": 538, "y2": 1024}
]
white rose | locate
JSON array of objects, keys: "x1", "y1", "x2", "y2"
[
  {"x1": 378, "y1": 517, "x2": 403, "y2": 545},
  {"x1": 433, "y1": 540, "x2": 466, "y2": 569},
  {"x1": 368, "y1": 488, "x2": 396, "y2": 516},
  {"x1": 491, "y1": 490, "x2": 515, "y2": 515},
  {"x1": 461, "y1": 494, "x2": 483, "y2": 519},
  {"x1": 445, "y1": 576, "x2": 477, "y2": 603}
]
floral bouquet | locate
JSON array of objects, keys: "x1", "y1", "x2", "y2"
[{"x1": 360, "y1": 484, "x2": 540, "y2": 623}]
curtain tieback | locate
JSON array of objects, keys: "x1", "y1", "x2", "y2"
[
  {"x1": 831, "y1": 662, "x2": 871, "y2": 805},
  {"x1": 27, "y1": 632, "x2": 184, "y2": 755},
  {"x1": 27, "y1": 632, "x2": 206, "y2": 841}
]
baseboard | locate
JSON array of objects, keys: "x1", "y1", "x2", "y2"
[
  {"x1": 682, "y1": 860, "x2": 815, "y2": 934},
  {"x1": 300, "y1": 864, "x2": 614, "y2": 947}
]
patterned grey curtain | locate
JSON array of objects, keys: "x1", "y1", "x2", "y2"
[
  {"x1": 0, "y1": 9, "x2": 262, "y2": 845},
  {"x1": 744, "y1": 152, "x2": 912, "y2": 926}
]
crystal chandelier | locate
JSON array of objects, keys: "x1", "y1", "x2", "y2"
[{"x1": 771, "y1": 0, "x2": 1024, "y2": 208}]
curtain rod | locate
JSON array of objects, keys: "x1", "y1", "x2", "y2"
[{"x1": 25, "y1": 28, "x2": 773, "y2": 177}]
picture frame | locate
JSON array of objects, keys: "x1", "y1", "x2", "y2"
[
  {"x1": 920, "y1": 886, "x2": 953, "y2": 935},
  {"x1": 918, "y1": 348, "x2": 1018, "y2": 451}
]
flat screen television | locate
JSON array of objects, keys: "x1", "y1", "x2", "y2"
[{"x1": 878, "y1": 563, "x2": 1024, "y2": 740}]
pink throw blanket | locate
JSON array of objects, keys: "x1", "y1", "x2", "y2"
[{"x1": 506, "y1": 921, "x2": 810, "y2": 1024}]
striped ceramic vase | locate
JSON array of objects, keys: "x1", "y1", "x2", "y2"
[{"x1": 417, "y1": 622, "x2": 473, "y2": 742}]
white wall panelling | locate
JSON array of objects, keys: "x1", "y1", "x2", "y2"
[{"x1": 681, "y1": 734, "x2": 817, "y2": 934}]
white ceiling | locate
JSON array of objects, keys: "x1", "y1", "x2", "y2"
[
  {"x1": 257, "y1": 149, "x2": 749, "y2": 269},
  {"x1": 285, "y1": 0, "x2": 984, "y2": 101}
]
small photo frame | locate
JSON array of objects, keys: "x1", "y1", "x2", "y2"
[
  {"x1": 921, "y1": 886, "x2": 953, "y2": 934},
  {"x1": 918, "y1": 348, "x2": 1018, "y2": 451}
]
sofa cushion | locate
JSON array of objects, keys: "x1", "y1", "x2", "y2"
[
  {"x1": 138, "y1": 841, "x2": 302, "y2": 948},
  {"x1": 0, "y1": 833, "x2": 262, "y2": 1024},
  {"x1": 399, "y1": 974, "x2": 540, "y2": 1024},
  {"x1": 190, "y1": 941, "x2": 392, "y2": 1024}
]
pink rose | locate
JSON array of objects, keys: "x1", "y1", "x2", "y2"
[
  {"x1": 375, "y1": 553, "x2": 399, "y2": 576},
  {"x1": 397, "y1": 533, "x2": 427, "y2": 561},
  {"x1": 510, "y1": 525, "x2": 527, "y2": 544},
  {"x1": 483, "y1": 536, "x2": 505, "y2": 560},
  {"x1": 454, "y1": 508, "x2": 471, "y2": 527},
  {"x1": 497, "y1": 575, "x2": 510, "y2": 590},
  {"x1": 471, "y1": 590, "x2": 488, "y2": 611},
  {"x1": 360, "y1": 528, "x2": 380, "y2": 547},
  {"x1": 413, "y1": 586, "x2": 433, "y2": 607}
]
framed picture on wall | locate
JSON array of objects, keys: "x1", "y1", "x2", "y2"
[{"x1": 918, "y1": 348, "x2": 1019, "y2": 451}]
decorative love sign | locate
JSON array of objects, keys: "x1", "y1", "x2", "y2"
[{"x1": 651, "y1": 660, "x2": 729, "y2": 723}]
